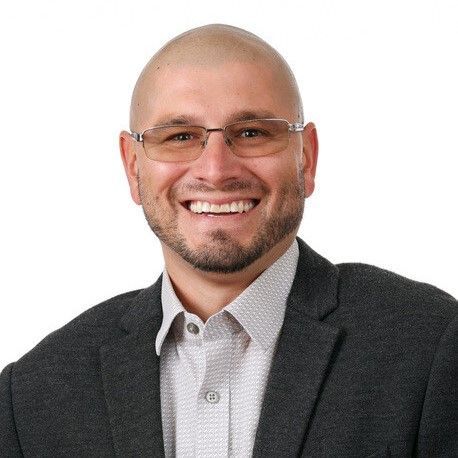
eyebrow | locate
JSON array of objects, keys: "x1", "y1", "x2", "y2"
[
  {"x1": 154, "y1": 115, "x2": 196, "y2": 126},
  {"x1": 152, "y1": 110, "x2": 279, "y2": 127},
  {"x1": 226, "y1": 110, "x2": 278, "y2": 124}
]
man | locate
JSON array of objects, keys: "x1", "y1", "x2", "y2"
[{"x1": 0, "y1": 23, "x2": 456, "y2": 457}]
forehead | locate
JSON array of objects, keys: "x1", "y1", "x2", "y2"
[{"x1": 135, "y1": 60, "x2": 297, "y2": 128}]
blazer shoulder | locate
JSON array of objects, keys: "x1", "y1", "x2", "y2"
[
  {"x1": 335, "y1": 261, "x2": 457, "y2": 319},
  {"x1": 13, "y1": 288, "x2": 145, "y2": 368}
]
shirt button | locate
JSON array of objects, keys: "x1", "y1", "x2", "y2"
[
  {"x1": 205, "y1": 391, "x2": 220, "y2": 404},
  {"x1": 186, "y1": 322, "x2": 200, "y2": 334}
]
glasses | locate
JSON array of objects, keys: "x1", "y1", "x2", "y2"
[{"x1": 130, "y1": 118, "x2": 305, "y2": 162}]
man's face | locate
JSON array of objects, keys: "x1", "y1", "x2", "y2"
[{"x1": 122, "y1": 60, "x2": 317, "y2": 273}]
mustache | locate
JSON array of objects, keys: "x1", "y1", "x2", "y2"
[{"x1": 176, "y1": 180, "x2": 268, "y2": 194}]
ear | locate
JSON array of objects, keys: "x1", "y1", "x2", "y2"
[
  {"x1": 301, "y1": 122, "x2": 319, "y2": 198},
  {"x1": 119, "y1": 131, "x2": 141, "y2": 205}
]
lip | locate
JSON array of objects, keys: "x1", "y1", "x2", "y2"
[
  {"x1": 180, "y1": 197, "x2": 261, "y2": 206},
  {"x1": 179, "y1": 197, "x2": 261, "y2": 220}
]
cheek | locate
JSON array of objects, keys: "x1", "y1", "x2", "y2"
[
  {"x1": 140, "y1": 161, "x2": 187, "y2": 196},
  {"x1": 251, "y1": 154, "x2": 299, "y2": 184}
]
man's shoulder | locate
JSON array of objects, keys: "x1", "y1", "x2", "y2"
[
  {"x1": 335, "y1": 261, "x2": 457, "y2": 319},
  {"x1": 12, "y1": 287, "x2": 146, "y2": 369}
]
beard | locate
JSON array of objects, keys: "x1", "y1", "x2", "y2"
[{"x1": 138, "y1": 173, "x2": 305, "y2": 273}]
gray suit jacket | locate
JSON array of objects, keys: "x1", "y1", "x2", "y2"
[{"x1": 1, "y1": 237, "x2": 457, "y2": 457}]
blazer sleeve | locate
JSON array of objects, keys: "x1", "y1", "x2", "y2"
[
  {"x1": 0, "y1": 362, "x2": 23, "y2": 457},
  {"x1": 416, "y1": 313, "x2": 458, "y2": 456}
]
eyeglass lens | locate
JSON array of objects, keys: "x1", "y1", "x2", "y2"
[{"x1": 141, "y1": 119, "x2": 291, "y2": 162}]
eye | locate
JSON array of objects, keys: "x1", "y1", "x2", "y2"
[
  {"x1": 167, "y1": 132, "x2": 194, "y2": 142},
  {"x1": 239, "y1": 128, "x2": 264, "y2": 138}
]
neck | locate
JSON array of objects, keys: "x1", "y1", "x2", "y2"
[{"x1": 162, "y1": 234, "x2": 296, "y2": 323}]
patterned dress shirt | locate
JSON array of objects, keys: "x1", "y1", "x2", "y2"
[{"x1": 156, "y1": 239, "x2": 299, "y2": 457}]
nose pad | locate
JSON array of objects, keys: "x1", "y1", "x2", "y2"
[{"x1": 224, "y1": 135, "x2": 233, "y2": 148}]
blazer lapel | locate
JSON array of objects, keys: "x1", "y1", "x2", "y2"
[
  {"x1": 252, "y1": 237, "x2": 343, "y2": 457},
  {"x1": 99, "y1": 277, "x2": 165, "y2": 457}
]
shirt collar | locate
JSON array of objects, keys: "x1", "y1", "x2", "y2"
[{"x1": 155, "y1": 238, "x2": 299, "y2": 356}]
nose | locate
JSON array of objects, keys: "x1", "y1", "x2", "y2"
[
  {"x1": 191, "y1": 128, "x2": 244, "y2": 186},
  {"x1": 202, "y1": 128, "x2": 231, "y2": 148}
]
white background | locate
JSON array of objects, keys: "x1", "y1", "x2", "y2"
[{"x1": 1, "y1": 0, "x2": 457, "y2": 368}]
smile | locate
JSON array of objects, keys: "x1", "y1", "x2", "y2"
[{"x1": 184, "y1": 199, "x2": 260, "y2": 215}]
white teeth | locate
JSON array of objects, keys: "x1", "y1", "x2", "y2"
[
  {"x1": 188, "y1": 199, "x2": 256, "y2": 214},
  {"x1": 190, "y1": 201, "x2": 202, "y2": 213}
]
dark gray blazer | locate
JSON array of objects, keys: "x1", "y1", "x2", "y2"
[{"x1": 1, "y1": 237, "x2": 457, "y2": 457}]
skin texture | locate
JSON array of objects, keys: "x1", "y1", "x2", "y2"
[
  {"x1": 120, "y1": 24, "x2": 318, "y2": 321},
  {"x1": 129, "y1": 25, "x2": 304, "y2": 130}
]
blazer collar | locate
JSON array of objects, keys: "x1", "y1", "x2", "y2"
[{"x1": 99, "y1": 236, "x2": 342, "y2": 456}]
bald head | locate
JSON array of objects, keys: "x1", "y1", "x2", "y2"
[{"x1": 130, "y1": 24, "x2": 303, "y2": 130}]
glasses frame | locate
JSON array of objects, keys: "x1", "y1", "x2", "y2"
[{"x1": 130, "y1": 118, "x2": 305, "y2": 160}]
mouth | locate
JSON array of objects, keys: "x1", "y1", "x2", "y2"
[{"x1": 181, "y1": 198, "x2": 260, "y2": 216}]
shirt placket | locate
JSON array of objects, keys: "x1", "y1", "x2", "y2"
[
  {"x1": 196, "y1": 317, "x2": 233, "y2": 458},
  {"x1": 174, "y1": 316, "x2": 206, "y2": 457}
]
